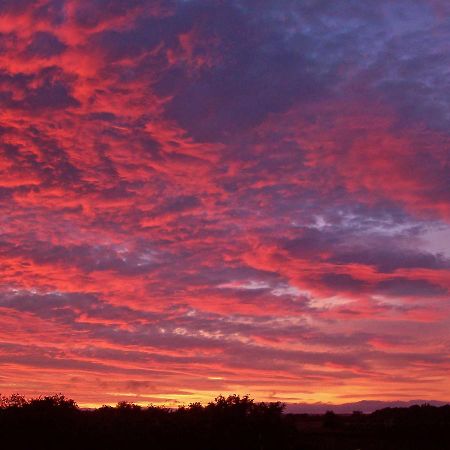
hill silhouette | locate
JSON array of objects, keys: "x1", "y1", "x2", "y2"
[
  {"x1": 285, "y1": 399, "x2": 449, "y2": 414},
  {"x1": 1, "y1": 394, "x2": 449, "y2": 449}
]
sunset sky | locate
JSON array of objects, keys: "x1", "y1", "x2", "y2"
[{"x1": 0, "y1": 0, "x2": 449, "y2": 408}]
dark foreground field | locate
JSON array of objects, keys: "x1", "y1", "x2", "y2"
[{"x1": 1, "y1": 394, "x2": 449, "y2": 450}]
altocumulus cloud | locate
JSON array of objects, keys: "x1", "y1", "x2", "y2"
[{"x1": 0, "y1": 0, "x2": 449, "y2": 406}]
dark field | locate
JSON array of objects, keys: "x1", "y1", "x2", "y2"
[{"x1": 1, "y1": 394, "x2": 449, "y2": 449}]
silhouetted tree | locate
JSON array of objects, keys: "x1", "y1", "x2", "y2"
[
  {"x1": 323, "y1": 410, "x2": 341, "y2": 428},
  {"x1": 1, "y1": 393, "x2": 449, "y2": 450}
]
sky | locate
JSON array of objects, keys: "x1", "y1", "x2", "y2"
[{"x1": 0, "y1": 0, "x2": 449, "y2": 408}]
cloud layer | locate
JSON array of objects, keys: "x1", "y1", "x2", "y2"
[{"x1": 0, "y1": 0, "x2": 449, "y2": 406}]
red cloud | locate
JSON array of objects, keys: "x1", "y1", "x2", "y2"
[{"x1": 0, "y1": 0, "x2": 449, "y2": 407}]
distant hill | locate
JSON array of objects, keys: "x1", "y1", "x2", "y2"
[{"x1": 285, "y1": 399, "x2": 449, "y2": 414}]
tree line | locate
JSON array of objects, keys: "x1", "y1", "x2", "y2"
[{"x1": 1, "y1": 393, "x2": 449, "y2": 449}]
